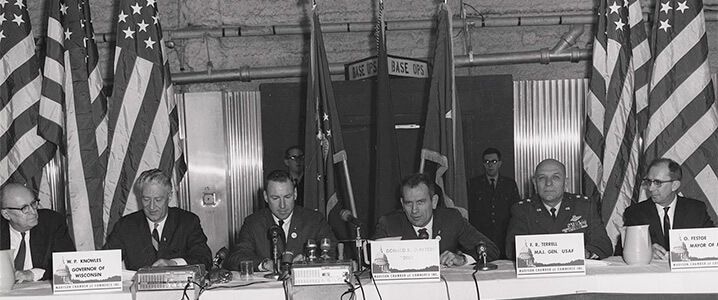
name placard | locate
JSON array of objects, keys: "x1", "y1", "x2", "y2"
[
  {"x1": 515, "y1": 233, "x2": 585, "y2": 277},
  {"x1": 344, "y1": 55, "x2": 429, "y2": 80},
  {"x1": 370, "y1": 239, "x2": 440, "y2": 282},
  {"x1": 669, "y1": 228, "x2": 718, "y2": 270},
  {"x1": 52, "y1": 250, "x2": 122, "y2": 293}
]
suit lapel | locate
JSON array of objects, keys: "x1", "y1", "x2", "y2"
[
  {"x1": 402, "y1": 216, "x2": 418, "y2": 240},
  {"x1": 554, "y1": 197, "x2": 573, "y2": 232},
  {"x1": 0, "y1": 219, "x2": 9, "y2": 250},
  {"x1": 30, "y1": 221, "x2": 46, "y2": 268},
  {"x1": 286, "y1": 210, "x2": 302, "y2": 251},
  {"x1": 160, "y1": 209, "x2": 178, "y2": 251},
  {"x1": 673, "y1": 197, "x2": 686, "y2": 229}
]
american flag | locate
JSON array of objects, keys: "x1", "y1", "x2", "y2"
[
  {"x1": 582, "y1": 0, "x2": 650, "y2": 248},
  {"x1": 643, "y1": 0, "x2": 718, "y2": 220},
  {"x1": 38, "y1": 0, "x2": 108, "y2": 250},
  {"x1": 303, "y1": 7, "x2": 348, "y2": 217},
  {"x1": 420, "y1": 3, "x2": 469, "y2": 218},
  {"x1": 0, "y1": 0, "x2": 55, "y2": 188},
  {"x1": 104, "y1": 0, "x2": 185, "y2": 236}
]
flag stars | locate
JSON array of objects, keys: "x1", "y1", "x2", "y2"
[
  {"x1": 13, "y1": 0, "x2": 23, "y2": 9},
  {"x1": 118, "y1": 11, "x2": 128, "y2": 23},
  {"x1": 614, "y1": 18, "x2": 626, "y2": 31},
  {"x1": 131, "y1": 2, "x2": 142, "y2": 14},
  {"x1": 323, "y1": 113, "x2": 329, "y2": 121},
  {"x1": 11, "y1": 14, "x2": 24, "y2": 26},
  {"x1": 608, "y1": 1, "x2": 621, "y2": 14},
  {"x1": 64, "y1": 28, "x2": 72, "y2": 40},
  {"x1": 676, "y1": 1, "x2": 689, "y2": 13},
  {"x1": 152, "y1": 15, "x2": 159, "y2": 25},
  {"x1": 137, "y1": 19, "x2": 149, "y2": 32},
  {"x1": 60, "y1": 3, "x2": 68, "y2": 15},
  {"x1": 144, "y1": 37, "x2": 156, "y2": 49},
  {"x1": 0, "y1": 30, "x2": 5, "y2": 43},
  {"x1": 659, "y1": 19, "x2": 671, "y2": 32},
  {"x1": 122, "y1": 26, "x2": 135, "y2": 39},
  {"x1": 146, "y1": 0, "x2": 156, "y2": 7},
  {"x1": 660, "y1": 1, "x2": 672, "y2": 14},
  {"x1": 0, "y1": 0, "x2": 7, "y2": 8},
  {"x1": 0, "y1": 13, "x2": 6, "y2": 25}
]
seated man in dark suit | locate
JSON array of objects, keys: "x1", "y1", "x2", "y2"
[
  {"x1": 506, "y1": 159, "x2": 612, "y2": 260},
  {"x1": 624, "y1": 158, "x2": 715, "y2": 260},
  {"x1": 225, "y1": 170, "x2": 336, "y2": 272},
  {"x1": 1, "y1": 183, "x2": 75, "y2": 282},
  {"x1": 103, "y1": 169, "x2": 212, "y2": 270},
  {"x1": 373, "y1": 173, "x2": 499, "y2": 266}
]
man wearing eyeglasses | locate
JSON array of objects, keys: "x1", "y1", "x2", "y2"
[
  {"x1": 506, "y1": 159, "x2": 612, "y2": 260},
  {"x1": 468, "y1": 148, "x2": 520, "y2": 259},
  {"x1": 283, "y1": 146, "x2": 305, "y2": 207},
  {"x1": 0, "y1": 183, "x2": 75, "y2": 282},
  {"x1": 624, "y1": 158, "x2": 714, "y2": 260}
]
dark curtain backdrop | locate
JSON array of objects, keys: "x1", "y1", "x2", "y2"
[{"x1": 260, "y1": 75, "x2": 514, "y2": 238}]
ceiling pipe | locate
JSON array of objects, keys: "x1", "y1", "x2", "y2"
[
  {"x1": 171, "y1": 46, "x2": 591, "y2": 84},
  {"x1": 71, "y1": 11, "x2": 718, "y2": 44},
  {"x1": 550, "y1": 24, "x2": 585, "y2": 55}
]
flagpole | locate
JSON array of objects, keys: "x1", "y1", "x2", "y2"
[{"x1": 340, "y1": 159, "x2": 358, "y2": 217}]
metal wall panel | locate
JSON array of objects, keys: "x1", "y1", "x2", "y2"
[
  {"x1": 513, "y1": 79, "x2": 588, "y2": 198},
  {"x1": 224, "y1": 91, "x2": 263, "y2": 246}
]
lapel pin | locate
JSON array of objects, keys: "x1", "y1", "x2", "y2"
[{"x1": 291, "y1": 232, "x2": 297, "y2": 239}]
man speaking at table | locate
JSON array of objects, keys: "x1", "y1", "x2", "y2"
[
  {"x1": 373, "y1": 173, "x2": 499, "y2": 266},
  {"x1": 225, "y1": 170, "x2": 336, "y2": 272},
  {"x1": 103, "y1": 169, "x2": 212, "y2": 270},
  {"x1": 506, "y1": 159, "x2": 612, "y2": 260},
  {"x1": 624, "y1": 158, "x2": 715, "y2": 260},
  {"x1": 1, "y1": 183, "x2": 75, "y2": 282}
]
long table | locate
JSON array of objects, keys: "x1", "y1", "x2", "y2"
[{"x1": 3, "y1": 257, "x2": 718, "y2": 299}]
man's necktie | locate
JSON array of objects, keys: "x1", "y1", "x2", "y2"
[
  {"x1": 550, "y1": 207, "x2": 557, "y2": 220},
  {"x1": 14, "y1": 232, "x2": 26, "y2": 271},
  {"x1": 663, "y1": 206, "x2": 671, "y2": 248},
  {"x1": 277, "y1": 220, "x2": 287, "y2": 252},
  {"x1": 418, "y1": 228, "x2": 429, "y2": 239},
  {"x1": 152, "y1": 223, "x2": 160, "y2": 251},
  {"x1": 490, "y1": 178, "x2": 496, "y2": 190}
]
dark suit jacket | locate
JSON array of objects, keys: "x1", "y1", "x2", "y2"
[
  {"x1": 506, "y1": 193, "x2": 612, "y2": 259},
  {"x1": 624, "y1": 196, "x2": 715, "y2": 249},
  {"x1": 373, "y1": 208, "x2": 500, "y2": 262},
  {"x1": 103, "y1": 207, "x2": 212, "y2": 271},
  {"x1": 468, "y1": 174, "x2": 520, "y2": 258},
  {"x1": 225, "y1": 206, "x2": 337, "y2": 271},
  {"x1": 1, "y1": 209, "x2": 75, "y2": 280}
]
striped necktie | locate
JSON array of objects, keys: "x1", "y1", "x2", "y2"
[{"x1": 152, "y1": 223, "x2": 160, "y2": 251}]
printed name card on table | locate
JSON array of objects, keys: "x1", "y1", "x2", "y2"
[
  {"x1": 52, "y1": 250, "x2": 122, "y2": 293},
  {"x1": 370, "y1": 239, "x2": 440, "y2": 282},
  {"x1": 514, "y1": 233, "x2": 585, "y2": 278},
  {"x1": 669, "y1": 228, "x2": 718, "y2": 271}
]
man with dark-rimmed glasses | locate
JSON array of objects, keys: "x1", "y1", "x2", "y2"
[
  {"x1": 624, "y1": 158, "x2": 715, "y2": 260},
  {"x1": 0, "y1": 183, "x2": 75, "y2": 282}
]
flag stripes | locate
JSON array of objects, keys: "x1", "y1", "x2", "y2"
[
  {"x1": 643, "y1": 0, "x2": 718, "y2": 221},
  {"x1": 582, "y1": 0, "x2": 649, "y2": 247},
  {"x1": 104, "y1": 0, "x2": 185, "y2": 236},
  {"x1": 0, "y1": 0, "x2": 55, "y2": 188}
]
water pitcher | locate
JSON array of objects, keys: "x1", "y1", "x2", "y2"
[
  {"x1": 0, "y1": 249, "x2": 15, "y2": 292},
  {"x1": 623, "y1": 225, "x2": 653, "y2": 265}
]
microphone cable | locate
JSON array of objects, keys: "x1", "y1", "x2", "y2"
[
  {"x1": 471, "y1": 268, "x2": 481, "y2": 299},
  {"x1": 369, "y1": 272, "x2": 383, "y2": 300},
  {"x1": 354, "y1": 268, "x2": 368, "y2": 300},
  {"x1": 440, "y1": 274, "x2": 451, "y2": 300}
]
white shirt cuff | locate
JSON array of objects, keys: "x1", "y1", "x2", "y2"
[
  {"x1": 464, "y1": 254, "x2": 476, "y2": 266},
  {"x1": 30, "y1": 268, "x2": 45, "y2": 281},
  {"x1": 171, "y1": 258, "x2": 187, "y2": 266}
]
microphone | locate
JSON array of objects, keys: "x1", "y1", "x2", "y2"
[
  {"x1": 340, "y1": 209, "x2": 363, "y2": 227},
  {"x1": 212, "y1": 247, "x2": 229, "y2": 269},
  {"x1": 279, "y1": 251, "x2": 294, "y2": 280},
  {"x1": 475, "y1": 241, "x2": 497, "y2": 271},
  {"x1": 265, "y1": 225, "x2": 282, "y2": 278}
]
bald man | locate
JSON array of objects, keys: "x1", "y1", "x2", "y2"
[
  {"x1": 505, "y1": 159, "x2": 612, "y2": 259},
  {"x1": 1, "y1": 183, "x2": 75, "y2": 282}
]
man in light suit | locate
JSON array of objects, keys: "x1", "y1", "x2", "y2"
[
  {"x1": 624, "y1": 158, "x2": 715, "y2": 260},
  {"x1": 373, "y1": 173, "x2": 499, "y2": 266},
  {"x1": 1, "y1": 183, "x2": 75, "y2": 282},
  {"x1": 225, "y1": 170, "x2": 336, "y2": 271},
  {"x1": 103, "y1": 169, "x2": 212, "y2": 270}
]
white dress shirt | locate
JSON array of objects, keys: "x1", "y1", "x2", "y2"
[
  {"x1": 655, "y1": 196, "x2": 677, "y2": 233},
  {"x1": 145, "y1": 215, "x2": 186, "y2": 266}
]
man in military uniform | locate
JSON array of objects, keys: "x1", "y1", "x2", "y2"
[{"x1": 505, "y1": 159, "x2": 612, "y2": 259}]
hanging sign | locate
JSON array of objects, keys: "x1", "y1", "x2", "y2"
[{"x1": 345, "y1": 55, "x2": 428, "y2": 80}]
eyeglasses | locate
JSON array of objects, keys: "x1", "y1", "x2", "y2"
[
  {"x1": 287, "y1": 154, "x2": 304, "y2": 161},
  {"x1": 641, "y1": 178, "x2": 676, "y2": 187},
  {"x1": 483, "y1": 159, "x2": 499, "y2": 165},
  {"x1": 2, "y1": 200, "x2": 40, "y2": 214}
]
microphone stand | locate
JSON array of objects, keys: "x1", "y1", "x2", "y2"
[
  {"x1": 475, "y1": 245, "x2": 498, "y2": 271},
  {"x1": 354, "y1": 226, "x2": 365, "y2": 273},
  {"x1": 265, "y1": 232, "x2": 281, "y2": 279}
]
